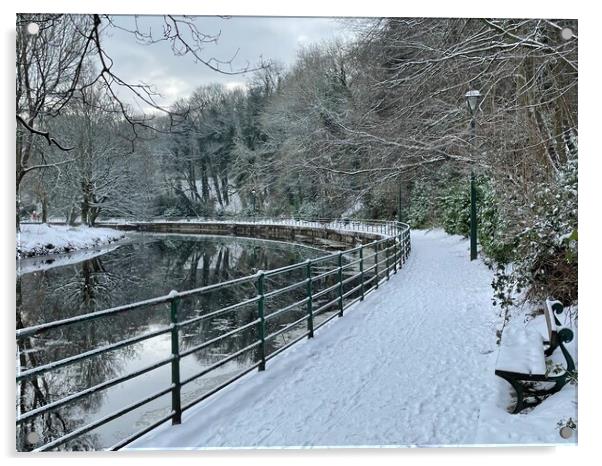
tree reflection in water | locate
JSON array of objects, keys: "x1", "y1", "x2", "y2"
[{"x1": 16, "y1": 234, "x2": 334, "y2": 451}]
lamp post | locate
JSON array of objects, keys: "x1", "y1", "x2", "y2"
[
  {"x1": 398, "y1": 183, "x2": 402, "y2": 223},
  {"x1": 465, "y1": 89, "x2": 481, "y2": 261},
  {"x1": 251, "y1": 188, "x2": 256, "y2": 218}
]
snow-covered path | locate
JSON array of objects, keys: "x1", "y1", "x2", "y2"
[{"x1": 131, "y1": 230, "x2": 498, "y2": 449}]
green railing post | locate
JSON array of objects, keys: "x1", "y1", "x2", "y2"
[
  {"x1": 393, "y1": 235, "x2": 398, "y2": 274},
  {"x1": 399, "y1": 229, "x2": 403, "y2": 267},
  {"x1": 359, "y1": 245, "x2": 365, "y2": 301},
  {"x1": 397, "y1": 227, "x2": 403, "y2": 270},
  {"x1": 398, "y1": 232, "x2": 402, "y2": 268},
  {"x1": 386, "y1": 241, "x2": 390, "y2": 281},
  {"x1": 398, "y1": 233, "x2": 403, "y2": 270},
  {"x1": 306, "y1": 260, "x2": 314, "y2": 338},
  {"x1": 257, "y1": 272, "x2": 266, "y2": 371},
  {"x1": 374, "y1": 244, "x2": 379, "y2": 290},
  {"x1": 169, "y1": 295, "x2": 182, "y2": 425},
  {"x1": 337, "y1": 252, "x2": 344, "y2": 317}
]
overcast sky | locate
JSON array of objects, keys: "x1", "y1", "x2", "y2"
[{"x1": 103, "y1": 16, "x2": 359, "y2": 112}]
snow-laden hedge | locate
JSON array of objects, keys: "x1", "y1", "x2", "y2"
[
  {"x1": 17, "y1": 224, "x2": 126, "y2": 258},
  {"x1": 492, "y1": 155, "x2": 578, "y2": 309}
]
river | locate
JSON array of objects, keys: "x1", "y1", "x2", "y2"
[{"x1": 16, "y1": 232, "x2": 364, "y2": 451}]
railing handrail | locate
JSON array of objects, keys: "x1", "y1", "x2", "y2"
[
  {"x1": 16, "y1": 217, "x2": 411, "y2": 452},
  {"x1": 98, "y1": 215, "x2": 402, "y2": 224},
  {"x1": 99, "y1": 217, "x2": 402, "y2": 232}
]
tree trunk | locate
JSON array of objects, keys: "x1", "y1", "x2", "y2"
[
  {"x1": 200, "y1": 157, "x2": 210, "y2": 202},
  {"x1": 41, "y1": 191, "x2": 48, "y2": 224},
  {"x1": 186, "y1": 160, "x2": 201, "y2": 201},
  {"x1": 89, "y1": 208, "x2": 100, "y2": 226},
  {"x1": 81, "y1": 181, "x2": 95, "y2": 226},
  {"x1": 221, "y1": 172, "x2": 229, "y2": 205},
  {"x1": 16, "y1": 200, "x2": 21, "y2": 232},
  {"x1": 211, "y1": 170, "x2": 224, "y2": 207},
  {"x1": 15, "y1": 130, "x2": 34, "y2": 231},
  {"x1": 68, "y1": 205, "x2": 78, "y2": 226}
]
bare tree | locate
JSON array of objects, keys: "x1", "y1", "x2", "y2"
[{"x1": 16, "y1": 13, "x2": 264, "y2": 227}]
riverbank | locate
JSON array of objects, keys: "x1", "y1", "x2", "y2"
[{"x1": 16, "y1": 223, "x2": 126, "y2": 258}]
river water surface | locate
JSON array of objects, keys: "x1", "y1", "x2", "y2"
[{"x1": 17, "y1": 233, "x2": 361, "y2": 451}]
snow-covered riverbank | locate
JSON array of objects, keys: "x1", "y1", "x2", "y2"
[
  {"x1": 16, "y1": 243, "x2": 122, "y2": 275},
  {"x1": 128, "y1": 229, "x2": 577, "y2": 449},
  {"x1": 16, "y1": 223, "x2": 126, "y2": 258}
]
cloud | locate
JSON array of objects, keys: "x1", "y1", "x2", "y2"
[
  {"x1": 224, "y1": 81, "x2": 248, "y2": 91},
  {"x1": 101, "y1": 15, "x2": 355, "y2": 110}
]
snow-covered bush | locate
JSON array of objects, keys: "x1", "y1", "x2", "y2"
[{"x1": 492, "y1": 155, "x2": 578, "y2": 308}]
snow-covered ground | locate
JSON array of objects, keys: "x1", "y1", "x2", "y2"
[
  {"x1": 16, "y1": 243, "x2": 122, "y2": 275},
  {"x1": 16, "y1": 223, "x2": 126, "y2": 258},
  {"x1": 129, "y1": 229, "x2": 576, "y2": 449}
]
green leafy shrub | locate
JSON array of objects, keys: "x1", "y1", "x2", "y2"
[
  {"x1": 492, "y1": 155, "x2": 578, "y2": 308},
  {"x1": 407, "y1": 182, "x2": 437, "y2": 229},
  {"x1": 478, "y1": 180, "x2": 516, "y2": 264},
  {"x1": 441, "y1": 178, "x2": 472, "y2": 237}
]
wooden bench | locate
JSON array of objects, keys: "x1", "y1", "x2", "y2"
[{"x1": 495, "y1": 299, "x2": 575, "y2": 414}]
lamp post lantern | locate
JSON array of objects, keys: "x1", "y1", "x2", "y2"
[{"x1": 465, "y1": 89, "x2": 481, "y2": 261}]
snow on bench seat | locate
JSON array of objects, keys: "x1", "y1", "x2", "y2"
[{"x1": 496, "y1": 326, "x2": 546, "y2": 375}]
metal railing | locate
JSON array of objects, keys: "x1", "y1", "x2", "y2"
[
  {"x1": 99, "y1": 216, "x2": 405, "y2": 236},
  {"x1": 16, "y1": 219, "x2": 411, "y2": 451}
]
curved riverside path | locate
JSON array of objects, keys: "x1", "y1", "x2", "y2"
[{"x1": 130, "y1": 230, "x2": 498, "y2": 449}]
